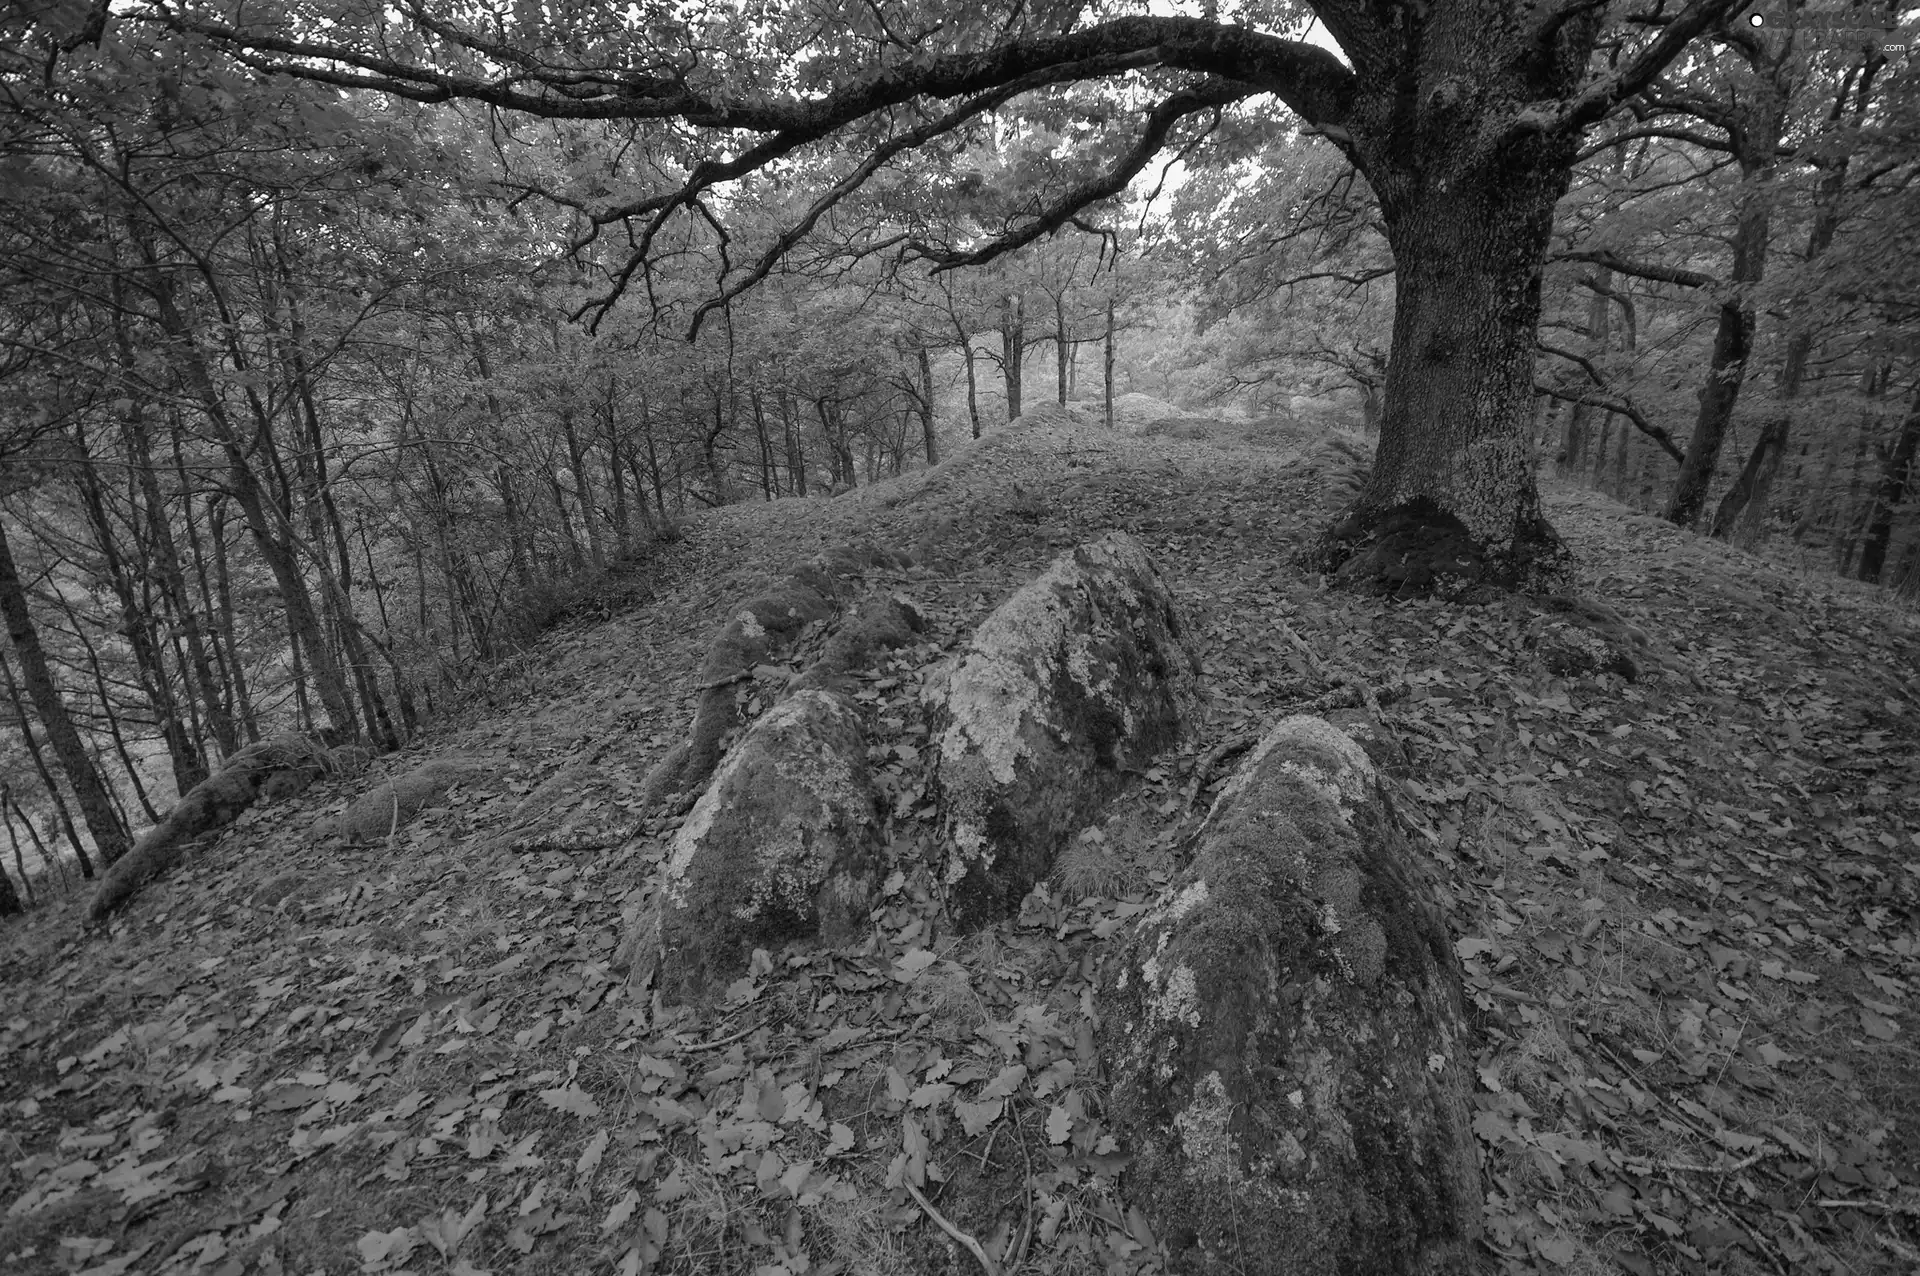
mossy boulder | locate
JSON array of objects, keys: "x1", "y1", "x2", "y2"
[
  {"x1": 625, "y1": 689, "x2": 882, "y2": 1006},
  {"x1": 1525, "y1": 595, "x2": 1649, "y2": 681},
  {"x1": 90, "y1": 735, "x2": 360, "y2": 920},
  {"x1": 926, "y1": 531, "x2": 1200, "y2": 929},
  {"x1": 331, "y1": 756, "x2": 495, "y2": 844},
  {"x1": 1098, "y1": 715, "x2": 1482, "y2": 1275}
]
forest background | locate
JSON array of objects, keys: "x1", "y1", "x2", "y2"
[{"x1": 0, "y1": 0, "x2": 1917, "y2": 898}]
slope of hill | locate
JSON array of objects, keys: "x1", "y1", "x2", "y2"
[{"x1": 3, "y1": 403, "x2": 1916, "y2": 1276}]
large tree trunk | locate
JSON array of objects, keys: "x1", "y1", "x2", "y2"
[
  {"x1": 0, "y1": 517, "x2": 130, "y2": 866},
  {"x1": 1327, "y1": 135, "x2": 1576, "y2": 590}
]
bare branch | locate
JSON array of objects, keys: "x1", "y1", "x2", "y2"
[
  {"x1": 677, "y1": 78, "x2": 1040, "y2": 338},
  {"x1": 918, "y1": 77, "x2": 1255, "y2": 273},
  {"x1": 1536, "y1": 0, "x2": 1757, "y2": 135},
  {"x1": 1537, "y1": 340, "x2": 1683, "y2": 461}
]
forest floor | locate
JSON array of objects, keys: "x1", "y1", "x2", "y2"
[{"x1": 3, "y1": 401, "x2": 1918, "y2": 1276}]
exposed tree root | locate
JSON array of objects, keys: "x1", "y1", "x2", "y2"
[{"x1": 1310, "y1": 499, "x2": 1574, "y2": 599}]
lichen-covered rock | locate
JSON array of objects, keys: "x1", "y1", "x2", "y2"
[
  {"x1": 1098, "y1": 715, "x2": 1482, "y2": 1275},
  {"x1": 626, "y1": 689, "x2": 881, "y2": 1005},
  {"x1": 926, "y1": 532, "x2": 1199, "y2": 928},
  {"x1": 641, "y1": 543, "x2": 911, "y2": 808},
  {"x1": 90, "y1": 734, "x2": 355, "y2": 920}
]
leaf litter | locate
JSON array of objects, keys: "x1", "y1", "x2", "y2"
[{"x1": 1, "y1": 410, "x2": 1916, "y2": 1275}]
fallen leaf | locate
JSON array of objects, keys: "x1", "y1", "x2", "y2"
[{"x1": 540, "y1": 1086, "x2": 601, "y2": 1118}]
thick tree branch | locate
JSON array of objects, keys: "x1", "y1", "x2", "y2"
[
  {"x1": 145, "y1": 10, "x2": 1356, "y2": 132},
  {"x1": 1552, "y1": 248, "x2": 1714, "y2": 289},
  {"x1": 1575, "y1": 123, "x2": 1737, "y2": 162}
]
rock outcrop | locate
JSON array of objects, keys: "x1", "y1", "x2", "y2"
[
  {"x1": 619, "y1": 544, "x2": 925, "y2": 1003},
  {"x1": 925, "y1": 531, "x2": 1200, "y2": 928},
  {"x1": 90, "y1": 735, "x2": 363, "y2": 920},
  {"x1": 1098, "y1": 715, "x2": 1483, "y2": 1275},
  {"x1": 625, "y1": 689, "x2": 882, "y2": 1005}
]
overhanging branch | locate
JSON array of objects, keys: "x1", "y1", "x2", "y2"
[
  {"x1": 1552, "y1": 248, "x2": 1714, "y2": 289},
  {"x1": 1531, "y1": 0, "x2": 1756, "y2": 135},
  {"x1": 915, "y1": 77, "x2": 1256, "y2": 273},
  {"x1": 1537, "y1": 339, "x2": 1683, "y2": 461}
]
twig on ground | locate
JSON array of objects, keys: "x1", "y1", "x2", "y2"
[
  {"x1": 678, "y1": 1018, "x2": 765, "y2": 1053},
  {"x1": 903, "y1": 1179, "x2": 999, "y2": 1276},
  {"x1": 1817, "y1": 1198, "x2": 1920, "y2": 1217},
  {"x1": 385, "y1": 781, "x2": 401, "y2": 855},
  {"x1": 1657, "y1": 1151, "x2": 1766, "y2": 1174}
]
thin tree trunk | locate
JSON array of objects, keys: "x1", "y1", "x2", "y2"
[
  {"x1": 1558, "y1": 271, "x2": 1611, "y2": 480},
  {"x1": 751, "y1": 390, "x2": 776, "y2": 498},
  {"x1": 140, "y1": 255, "x2": 359, "y2": 739},
  {"x1": 1665, "y1": 97, "x2": 1784, "y2": 528},
  {"x1": 0, "y1": 813, "x2": 22, "y2": 914},
  {"x1": 606, "y1": 379, "x2": 632, "y2": 550},
  {"x1": 642, "y1": 397, "x2": 669, "y2": 513},
  {"x1": 1104, "y1": 295, "x2": 1116, "y2": 430},
  {"x1": 1055, "y1": 294, "x2": 1069, "y2": 405},
  {"x1": 71, "y1": 428, "x2": 207, "y2": 794},
  {"x1": 1711, "y1": 69, "x2": 1868, "y2": 541},
  {"x1": 779, "y1": 393, "x2": 806, "y2": 496},
  {"x1": 45, "y1": 588, "x2": 160, "y2": 822},
  {"x1": 1001, "y1": 293, "x2": 1024, "y2": 423},
  {"x1": 0, "y1": 648, "x2": 92, "y2": 878},
  {"x1": 205, "y1": 495, "x2": 257, "y2": 742},
  {"x1": 0, "y1": 517, "x2": 129, "y2": 865},
  {"x1": 963, "y1": 338, "x2": 982, "y2": 439},
  {"x1": 6, "y1": 790, "x2": 54, "y2": 898},
  {"x1": 561, "y1": 410, "x2": 604, "y2": 570},
  {"x1": 1857, "y1": 386, "x2": 1920, "y2": 584},
  {"x1": 114, "y1": 299, "x2": 236, "y2": 761},
  {"x1": 918, "y1": 347, "x2": 939, "y2": 465}
]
